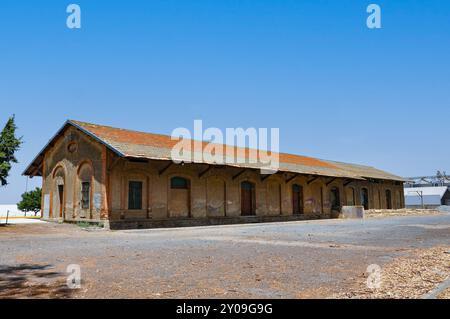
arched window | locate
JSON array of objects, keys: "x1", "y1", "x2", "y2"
[
  {"x1": 171, "y1": 176, "x2": 189, "y2": 189},
  {"x1": 292, "y1": 184, "x2": 304, "y2": 214}
]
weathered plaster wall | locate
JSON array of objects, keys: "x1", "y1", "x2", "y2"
[
  {"x1": 107, "y1": 159, "x2": 405, "y2": 222},
  {"x1": 41, "y1": 127, "x2": 106, "y2": 222}
]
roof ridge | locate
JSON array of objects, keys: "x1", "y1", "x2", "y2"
[
  {"x1": 69, "y1": 120, "x2": 175, "y2": 140},
  {"x1": 324, "y1": 159, "x2": 377, "y2": 169}
]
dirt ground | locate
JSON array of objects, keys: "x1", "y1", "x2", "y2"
[{"x1": 0, "y1": 213, "x2": 449, "y2": 299}]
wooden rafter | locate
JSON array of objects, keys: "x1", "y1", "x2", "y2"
[
  {"x1": 29, "y1": 164, "x2": 42, "y2": 178},
  {"x1": 325, "y1": 178, "x2": 337, "y2": 186},
  {"x1": 344, "y1": 179, "x2": 353, "y2": 187},
  {"x1": 199, "y1": 165, "x2": 212, "y2": 178},
  {"x1": 307, "y1": 176, "x2": 319, "y2": 185},
  {"x1": 285, "y1": 173, "x2": 299, "y2": 184},
  {"x1": 232, "y1": 169, "x2": 247, "y2": 181},
  {"x1": 159, "y1": 162, "x2": 173, "y2": 176}
]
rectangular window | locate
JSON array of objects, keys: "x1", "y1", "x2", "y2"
[
  {"x1": 81, "y1": 182, "x2": 90, "y2": 209},
  {"x1": 128, "y1": 181, "x2": 143, "y2": 210}
]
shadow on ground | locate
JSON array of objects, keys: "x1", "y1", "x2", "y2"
[{"x1": 0, "y1": 264, "x2": 72, "y2": 299}]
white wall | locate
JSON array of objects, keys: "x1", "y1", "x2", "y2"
[
  {"x1": 0, "y1": 205, "x2": 41, "y2": 217},
  {"x1": 405, "y1": 194, "x2": 442, "y2": 206}
]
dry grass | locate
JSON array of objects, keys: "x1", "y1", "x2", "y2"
[
  {"x1": 438, "y1": 287, "x2": 450, "y2": 299},
  {"x1": 335, "y1": 246, "x2": 450, "y2": 299},
  {"x1": 365, "y1": 209, "x2": 442, "y2": 218}
]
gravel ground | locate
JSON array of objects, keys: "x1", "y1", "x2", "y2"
[{"x1": 0, "y1": 213, "x2": 449, "y2": 299}]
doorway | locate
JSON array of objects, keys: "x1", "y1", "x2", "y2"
[
  {"x1": 169, "y1": 177, "x2": 191, "y2": 218},
  {"x1": 58, "y1": 184, "x2": 65, "y2": 218},
  {"x1": 346, "y1": 187, "x2": 356, "y2": 206},
  {"x1": 330, "y1": 187, "x2": 341, "y2": 212},
  {"x1": 361, "y1": 188, "x2": 369, "y2": 210},
  {"x1": 292, "y1": 184, "x2": 304, "y2": 214},
  {"x1": 241, "y1": 181, "x2": 255, "y2": 216}
]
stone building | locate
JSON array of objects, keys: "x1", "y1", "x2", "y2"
[{"x1": 24, "y1": 120, "x2": 405, "y2": 229}]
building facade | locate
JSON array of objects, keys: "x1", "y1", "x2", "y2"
[
  {"x1": 404, "y1": 186, "x2": 450, "y2": 209},
  {"x1": 24, "y1": 121, "x2": 405, "y2": 229}
]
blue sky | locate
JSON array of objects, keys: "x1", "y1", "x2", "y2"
[{"x1": 1, "y1": 0, "x2": 449, "y2": 203}]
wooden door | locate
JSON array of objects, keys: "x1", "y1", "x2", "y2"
[
  {"x1": 292, "y1": 184, "x2": 304, "y2": 214},
  {"x1": 58, "y1": 185, "x2": 64, "y2": 218},
  {"x1": 241, "y1": 182, "x2": 255, "y2": 216}
]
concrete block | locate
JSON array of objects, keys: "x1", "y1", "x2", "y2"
[{"x1": 340, "y1": 206, "x2": 365, "y2": 219}]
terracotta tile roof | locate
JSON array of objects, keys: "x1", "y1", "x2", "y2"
[
  {"x1": 72, "y1": 120, "x2": 335, "y2": 166},
  {"x1": 23, "y1": 120, "x2": 405, "y2": 182}
]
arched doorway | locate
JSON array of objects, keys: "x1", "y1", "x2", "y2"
[
  {"x1": 385, "y1": 189, "x2": 392, "y2": 209},
  {"x1": 330, "y1": 187, "x2": 341, "y2": 212},
  {"x1": 361, "y1": 188, "x2": 369, "y2": 210},
  {"x1": 169, "y1": 176, "x2": 191, "y2": 218},
  {"x1": 52, "y1": 166, "x2": 66, "y2": 219},
  {"x1": 241, "y1": 181, "x2": 255, "y2": 216},
  {"x1": 292, "y1": 184, "x2": 304, "y2": 214}
]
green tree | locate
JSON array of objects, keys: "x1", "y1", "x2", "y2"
[
  {"x1": 0, "y1": 115, "x2": 22, "y2": 186},
  {"x1": 17, "y1": 187, "x2": 42, "y2": 216}
]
